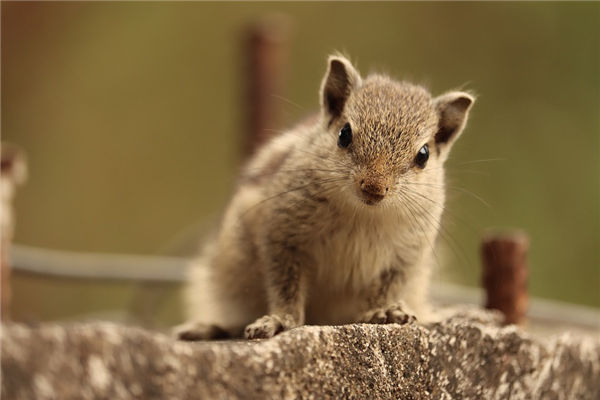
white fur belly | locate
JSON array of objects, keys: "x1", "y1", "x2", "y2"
[
  {"x1": 305, "y1": 217, "x2": 403, "y2": 323},
  {"x1": 310, "y1": 218, "x2": 398, "y2": 291}
]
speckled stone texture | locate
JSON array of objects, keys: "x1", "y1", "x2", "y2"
[{"x1": 2, "y1": 308, "x2": 598, "y2": 400}]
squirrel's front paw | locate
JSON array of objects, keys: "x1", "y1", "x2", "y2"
[
  {"x1": 173, "y1": 322, "x2": 230, "y2": 341},
  {"x1": 244, "y1": 314, "x2": 295, "y2": 339},
  {"x1": 359, "y1": 302, "x2": 417, "y2": 325}
]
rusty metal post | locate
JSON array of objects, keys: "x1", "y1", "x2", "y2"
[
  {"x1": 242, "y1": 15, "x2": 289, "y2": 160},
  {"x1": 1, "y1": 143, "x2": 27, "y2": 321},
  {"x1": 481, "y1": 231, "x2": 529, "y2": 325}
]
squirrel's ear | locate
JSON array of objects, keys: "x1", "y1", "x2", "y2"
[
  {"x1": 434, "y1": 91, "x2": 475, "y2": 151},
  {"x1": 320, "y1": 55, "x2": 362, "y2": 124}
]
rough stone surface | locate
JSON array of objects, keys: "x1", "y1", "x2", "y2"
[{"x1": 2, "y1": 307, "x2": 598, "y2": 400}]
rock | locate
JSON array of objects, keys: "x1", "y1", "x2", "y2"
[{"x1": 2, "y1": 307, "x2": 598, "y2": 400}]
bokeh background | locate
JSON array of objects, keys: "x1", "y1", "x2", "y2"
[{"x1": 2, "y1": 2, "x2": 598, "y2": 327}]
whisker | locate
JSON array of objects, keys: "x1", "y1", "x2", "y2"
[
  {"x1": 271, "y1": 94, "x2": 305, "y2": 110},
  {"x1": 401, "y1": 180, "x2": 492, "y2": 210},
  {"x1": 243, "y1": 167, "x2": 348, "y2": 177},
  {"x1": 239, "y1": 177, "x2": 347, "y2": 219},
  {"x1": 452, "y1": 158, "x2": 506, "y2": 166},
  {"x1": 396, "y1": 190, "x2": 442, "y2": 269},
  {"x1": 400, "y1": 189, "x2": 472, "y2": 269},
  {"x1": 398, "y1": 184, "x2": 480, "y2": 235}
]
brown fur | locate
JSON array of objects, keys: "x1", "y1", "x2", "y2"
[{"x1": 176, "y1": 55, "x2": 475, "y2": 340}]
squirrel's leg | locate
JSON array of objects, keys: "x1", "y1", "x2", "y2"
[
  {"x1": 244, "y1": 246, "x2": 307, "y2": 339},
  {"x1": 173, "y1": 322, "x2": 241, "y2": 341},
  {"x1": 357, "y1": 268, "x2": 417, "y2": 325}
]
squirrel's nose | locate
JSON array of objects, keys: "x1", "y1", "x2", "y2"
[{"x1": 360, "y1": 179, "x2": 388, "y2": 203}]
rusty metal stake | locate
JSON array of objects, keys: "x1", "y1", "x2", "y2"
[
  {"x1": 481, "y1": 231, "x2": 529, "y2": 325},
  {"x1": 1, "y1": 143, "x2": 27, "y2": 321},
  {"x1": 242, "y1": 15, "x2": 290, "y2": 160}
]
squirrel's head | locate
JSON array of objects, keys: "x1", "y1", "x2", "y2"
[{"x1": 319, "y1": 55, "x2": 474, "y2": 208}]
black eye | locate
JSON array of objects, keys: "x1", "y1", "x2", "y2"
[
  {"x1": 415, "y1": 144, "x2": 429, "y2": 168},
  {"x1": 338, "y1": 123, "x2": 352, "y2": 148}
]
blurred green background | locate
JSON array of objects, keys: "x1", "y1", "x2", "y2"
[{"x1": 2, "y1": 2, "x2": 598, "y2": 325}]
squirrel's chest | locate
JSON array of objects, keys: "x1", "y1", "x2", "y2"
[{"x1": 308, "y1": 215, "x2": 406, "y2": 292}]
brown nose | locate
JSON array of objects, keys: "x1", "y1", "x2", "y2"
[{"x1": 360, "y1": 179, "x2": 388, "y2": 203}]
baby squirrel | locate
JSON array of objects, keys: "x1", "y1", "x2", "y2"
[{"x1": 176, "y1": 55, "x2": 474, "y2": 340}]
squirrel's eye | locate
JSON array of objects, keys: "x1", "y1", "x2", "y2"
[
  {"x1": 415, "y1": 144, "x2": 429, "y2": 168},
  {"x1": 338, "y1": 123, "x2": 352, "y2": 148}
]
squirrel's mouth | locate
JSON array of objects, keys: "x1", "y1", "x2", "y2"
[{"x1": 359, "y1": 192, "x2": 385, "y2": 206}]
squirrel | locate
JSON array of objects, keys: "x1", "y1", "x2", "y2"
[{"x1": 175, "y1": 55, "x2": 475, "y2": 340}]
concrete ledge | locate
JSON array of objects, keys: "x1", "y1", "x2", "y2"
[{"x1": 2, "y1": 307, "x2": 598, "y2": 400}]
